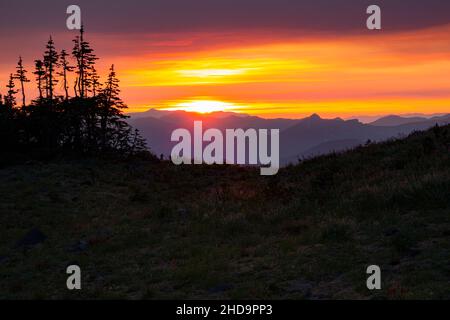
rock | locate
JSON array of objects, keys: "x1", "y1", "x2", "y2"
[
  {"x1": 178, "y1": 208, "x2": 190, "y2": 222},
  {"x1": 67, "y1": 240, "x2": 89, "y2": 253},
  {"x1": 15, "y1": 228, "x2": 47, "y2": 248},
  {"x1": 208, "y1": 284, "x2": 233, "y2": 294},
  {"x1": 384, "y1": 227, "x2": 400, "y2": 237},
  {"x1": 88, "y1": 229, "x2": 112, "y2": 245},
  {"x1": 407, "y1": 247, "x2": 421, "y2": 257},
  {"x1": 286, "y1": 280, "x2": 313, "y2": 297},
  {"x1": 80, "y1": 180, "x2": 93, "y2": 186}
]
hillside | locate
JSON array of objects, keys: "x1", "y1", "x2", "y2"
[{"x1": 0, "y1": 125, "x2": 449, "y2": 299}]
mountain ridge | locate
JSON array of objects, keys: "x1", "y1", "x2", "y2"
[{"x1": 128, "y1": 110, "x2": 450, "y2": 164}]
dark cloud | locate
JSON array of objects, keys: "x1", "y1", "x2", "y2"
[{"x1": 1, "y1": 0, "x2": 450, "y2": 36}]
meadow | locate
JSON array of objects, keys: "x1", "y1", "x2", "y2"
[{"x1": 0, "y1": 124, "x2": 449, "y2": 299}]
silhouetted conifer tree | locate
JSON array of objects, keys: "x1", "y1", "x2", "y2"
[
  {"x1": 72, "y1": 26, "x2": 97, "y2": 98},
  {"x1": 91, "y1": 66, "x2": 101, "y2": 97},
  {"x1": 1, "y1": 27, "x2": 150, "y2": 159},
  {"x1": 128, "y1": 128, "x2": 147, "y2": 155},
  {"x1": 34, "y1": 60, "x2": 45, "y2": 100},
  {"x1": 14, "y1": 56, "x2": 30, "y2": 107},
  {"x1": 58, "y1": 50, "x2": 73, "y2": 100},
  {"x1": 5, "y1": 74, "x2": 18, "y2": 108},
  {"x1": 0, "y1": 89, "x2": 16, "y2": 151},
  {"x1": 99, "y1": 64, "x2": 128, "y2": 150},
  {"x1": 43, "y1": 36, "x2": 59, "y2": 101}
]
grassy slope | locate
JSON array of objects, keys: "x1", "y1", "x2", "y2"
[{"x1": 0, "y1": 125, "x2": 449, "y2": 299}]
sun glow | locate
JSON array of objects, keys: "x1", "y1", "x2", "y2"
[
  {"x1": 113, "y1": 25, "x2": 450, "y2": 116},
  {"x1": 166, "y1": 99, "x2": 241, "y2": 113},
  {"x1": 177, "y1": 68, "x2": 251, "y2": 78}
]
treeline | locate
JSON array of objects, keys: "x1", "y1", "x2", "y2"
[{"x1": 0, "y1": 27, "x2": 149, "y2": 160}]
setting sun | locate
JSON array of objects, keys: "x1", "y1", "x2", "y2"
[
  {"x1": 165, "y1": 99, "x2": 241, "y2": 113},
  {"x1": 177, "y1": 68, "x2": 252, "y2": 78}
]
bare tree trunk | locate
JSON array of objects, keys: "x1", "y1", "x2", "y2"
[
  {"x1": 20, "y1": 78, "x2": 26, "y2": 107},
  {"x1": 63, "y1": 69, "x2": 69, "y2": 100}
]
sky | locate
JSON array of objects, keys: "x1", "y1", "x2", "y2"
[{"x1": 1, "y1": 0, "x2": 450, "y2": 119}]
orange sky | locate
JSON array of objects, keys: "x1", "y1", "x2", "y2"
[
  {"x1": 110, "y1": 24, "x2": 450, "y2": 118},
  {"x1": 2, "y1": 23, "x2": 450, "y2": 119}
]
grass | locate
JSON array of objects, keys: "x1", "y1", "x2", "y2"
[{"x1": 0, "y1": 125, "x2": 449, "y2": 299}]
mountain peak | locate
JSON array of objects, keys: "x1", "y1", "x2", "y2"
[
  {"x1": 309, "y1": 113, "x2": 321, "y2": 120},
  {"x1": 301, "y1": 113, "x2": 323, "y2": 123}
]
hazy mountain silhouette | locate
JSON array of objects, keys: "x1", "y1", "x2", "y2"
[
  {"x1": 348, "y1": 113, "x2": 449, "y2": 124},
  {"x1": 128, "y1": 110, "x2": 450, "y2": 164},
  {"x1": 281, "y1": 113, "x2": 450, "y2": 164},
  {"x1": 370, "y1": 114, "x2": 450, "y2": 127},
  {"x1": 370, "y1": 115, "x2": 429, "y2": 126},
  {"x1": 127, "y1": 108, "x2": 172, "y2": 119}
]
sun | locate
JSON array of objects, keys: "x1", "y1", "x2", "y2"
[
  {"x1": 177, "y1": 68, "x2": 250, "y2": 78},
  {"x1": 167, "y1": 99, "x2": 240, "y2": 113}
]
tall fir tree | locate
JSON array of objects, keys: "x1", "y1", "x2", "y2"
[
  {"x1": 5, "y1": 74, "x2": 18, "y2": 108},
  {"x1": 128, "y1": 128, "x2": 147, "y2": 155},
  {"x1": 1, "y1": 26, "x2": 149, "y2": 157},
  {"x1": 72, "y1": 30, "x2": 81, "y2": 97},
  {"x1": 58, "y1": 49, "x2": 74, "y2": 100},
  {"x1": 43, "y1": 36, "x2": 59, "y2": 101},
  {"x1": 99, "y1": 64, "x2": 128, "y2": 149},
  {"x1": 34, "y1": 60, "x2": 45, "y2": 100},
  {"x1": 72, "y1": 26, "x2": 97, "y2": 98},
  {"x1": 14, "y1": 56, "x2": 30, "y2": 107},
  {"x1": 91, "y1": 66, "x2": 101, "y2": 97}
]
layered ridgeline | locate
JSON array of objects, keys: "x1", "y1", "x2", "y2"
[
  {"x1": 128, "y1": 109, "x2": 450, "y2": 165},
  {"x1": 0, "y1": 124, "x2": 449, "y2": 299}
]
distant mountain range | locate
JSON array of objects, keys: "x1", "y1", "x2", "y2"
[
  {"x1": 368, "y1": 114, "x2": 450, "y2": 126},
  {"x1": 346, "y1": 113, "x2": 449, "y2": 124},
  {"x1": 128, "y1": 109, "x2": 450, "y2": 165}
]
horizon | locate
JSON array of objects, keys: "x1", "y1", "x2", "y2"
[{"x1": 127, "y1": 107, "x2": 450, "y2": 123}]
